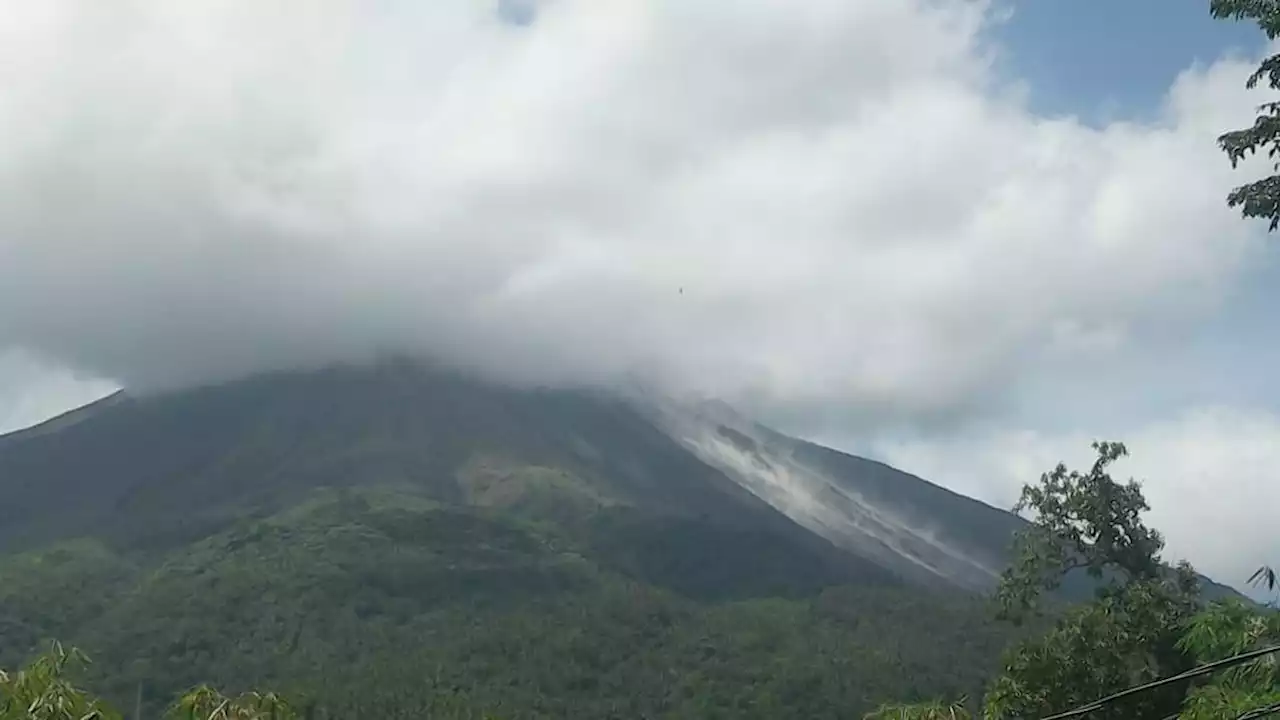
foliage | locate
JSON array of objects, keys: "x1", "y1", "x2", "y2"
[
  {"x1": 1176, "y1": 600, "x2": 1280, "y2": 720},
  {"x1": 984, "y1": 442, "x2": 1202, "y2": 720},
  {"x1": 0, "y1": 542, "x2": 137, "y2": 665},
  {"x1": 995, "y1": 441, "x2": 1169, "y2": 623},
  {"x1": 984, "y1": 573, "x2": 1201, "y2": 720},
  {"x1": 1, "y1": 645, "x2": 304, "y2": 720},
  {"x1": 1210, "y1": 0, "x2": 1280, "y2": 229},
  {"x1": 873, "y1": 441, "x2": 1277, "y2": 720},
  {"x1": 0, "y1": 642, "x2": 119, "y2": 720},
  {"x1": 864, "y1": 698, "x2": 972, "y2": 720},
  {"x1": 0, "y1": 488, "x2": 1017, "y2": 720},
  {"x1": 168, "y1": 687, "x2": 297, "y2": 720},
  {"x1": 1253, "y1": 566, "x2": 1278, "y2": 587},
  {"x1": 1252, "y1": 566, "x2": 1278, "y2": 594}
]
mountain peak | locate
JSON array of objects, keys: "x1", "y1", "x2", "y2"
[{"x1": 0, "y1": 363, "x2": 1246, "y2": 602}]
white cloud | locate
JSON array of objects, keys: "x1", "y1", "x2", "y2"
[
  {"x1": 0, "y1": 0, "x2": 1272, "y2": 430},
  {"x1": 867, "y1": 406, "x2": 1280, "y2": 595},
  {"x1": 0, "y1": 349, "x2": 117, "y2": 434}
]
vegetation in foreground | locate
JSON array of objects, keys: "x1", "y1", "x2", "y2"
[
  {"x1": 0, "y1": 485, "x2": 1018, "y2": 719},
  {"x1": 871, "y1": 442, "x2": 1280, "y2": 720},
  {"x1": 1, "y1": 643, "x2": 296, "y2": 720},
  {"x1": 2, "y1": 441, "x2": 1274, "y2": 720},
  {"x1": 862, "y1": 3, "x2": 1280, "y2": 713}
]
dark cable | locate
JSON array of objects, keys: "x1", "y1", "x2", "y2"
[
  {"x1": 1238, "y1": 700, "x2": 1280, "y2": 720},
  {"x1": 1036, "y1": 644, "x2": 1280, "y2": 720}
]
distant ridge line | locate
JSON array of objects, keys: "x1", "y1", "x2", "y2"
[{"x1": 0, "y1": 389, "x2": 129, "y2": 446}]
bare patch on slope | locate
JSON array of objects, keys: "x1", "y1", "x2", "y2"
[{"x1": 640, "y1": 397, "x2": 1002, "y2": 592}]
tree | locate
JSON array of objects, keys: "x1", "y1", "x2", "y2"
[
  {"x1": 983, "y1": 572, "x2": 1203, "y2": 720},
  {"x1": 983, "y1": 441, "x2": 1202, "y2": 720},
  {"x1": 1249, "y1": 565, "x2": 1278, "y2": 612},
  {"x1": 994, "y1": 441, "x2": 1172, "y2": 623},
  {"x1": 167, "y1": 687, "x2": 298, "y2": 720},
  {"x1": 1210, "y1": 0, "x2": 1280, "y2": 229},
  {"x1": 1211, "y1": 0, "x2": 1280, "y2": 634},
  {"x1": 0, "y1": 644, "x2": 298, "y2": 720},
  {"x1": 0, "y1": 642, "x2": 120, "y2": 720},
  {"x1": 864, "y1": 699, "x2": 972, "y2": 720},
  {"x1": 1251, "y1": 565, "x2": 1277, "y2": 593},
  {"x1": 869, "y1": 441, "x2": 1280, "y2": 720},
  {"x1": 867, "y1": 442, "x2": 1209, "y2": 720},
  {"x1": 1176, "y1": 599, "x2": 1280, "y2": 720}
]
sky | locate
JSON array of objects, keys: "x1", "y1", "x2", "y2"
[{"x1": 1, "y1": 0, "x2": 1278, "y2": 597}]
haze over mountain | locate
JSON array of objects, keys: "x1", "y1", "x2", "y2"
[{"x1": 0, "y1": 361, "x2": 1242, "y2": 600}]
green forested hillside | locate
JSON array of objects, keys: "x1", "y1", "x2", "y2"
[
  {"x1": 0, "y1": 364, "x2": 888, "y2": 581},
  {"x1": 0, "y1": 485, "x2": 1020, "y2": 719},
  {"x1": 12, "y1": 364, "x2": 1259, "y2": 719},
  {"x1": 0, "y1": 365, "x2": 1048, "y2": 718}
]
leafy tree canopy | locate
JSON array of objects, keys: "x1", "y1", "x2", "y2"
[
  {"x1": 869, "y1": 442, "x2": 1280, "y2": 720},
  {"x1": 1211, "y1": 0, "x2": 1280, "y2": 228},
  {"x1": 0, "y1": 644, "x2": 299, "y2": 720}
]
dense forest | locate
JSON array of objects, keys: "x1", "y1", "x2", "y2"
[
  {"x1": 1, "y1": 442, "x2": 1276, "y2": 720},
  {"x1": 0, "y1": 484, "x2": 1022, "y2": 719}
]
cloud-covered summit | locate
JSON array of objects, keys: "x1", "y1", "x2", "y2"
[
  {"x1": 0, "y1": 0, "x2": 1271, "y2": 429},
  {"x1": 2, "y1": 1, "x2": 1269, "y2": 420},
  {"x1": 6, "y1": 0, "x2": 1280, "y2": 597}
]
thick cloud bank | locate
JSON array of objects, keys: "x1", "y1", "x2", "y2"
[
  {"x1": 0, "y1": 0, "x2": 1271, "y2": 425},
  {"x1": 4, "y1": 0, "x2": 1280, "y2": 593}
]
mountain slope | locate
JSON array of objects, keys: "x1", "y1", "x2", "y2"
[
  {"x1": 644, "y1": 397, "x2": 1015, "y2": 591},
  {"x1": 0, "y1": 361, "x2": 1246, "y2": 716},
  {"x1": 0, "y1": 488, "x2": 1020, "y2": 719},
  {"x1": 0, "y1": 362, "x2": 895, "y2": 590},
  {"x1": 641, "y1": 395, "x2": 1245, "y2": 601},
  {"x1": 0, "y1": 361, "x2": 1244, "y2": 598}
]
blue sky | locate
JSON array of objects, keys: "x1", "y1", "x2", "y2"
[
  {"x1": 982, "y1": 0, "x2": 1280, "y2": 427},
  {"x1": 992, "y1": 0, "x2": 1265, "y2": 121}
]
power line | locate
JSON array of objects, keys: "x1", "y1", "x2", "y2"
[
  {"x1": 1238, "y1": 701, "x2": 1280, "y2": 720},
  {"x1": 1036, "y1": 644, "x2": 1280, "y2": 720}
]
